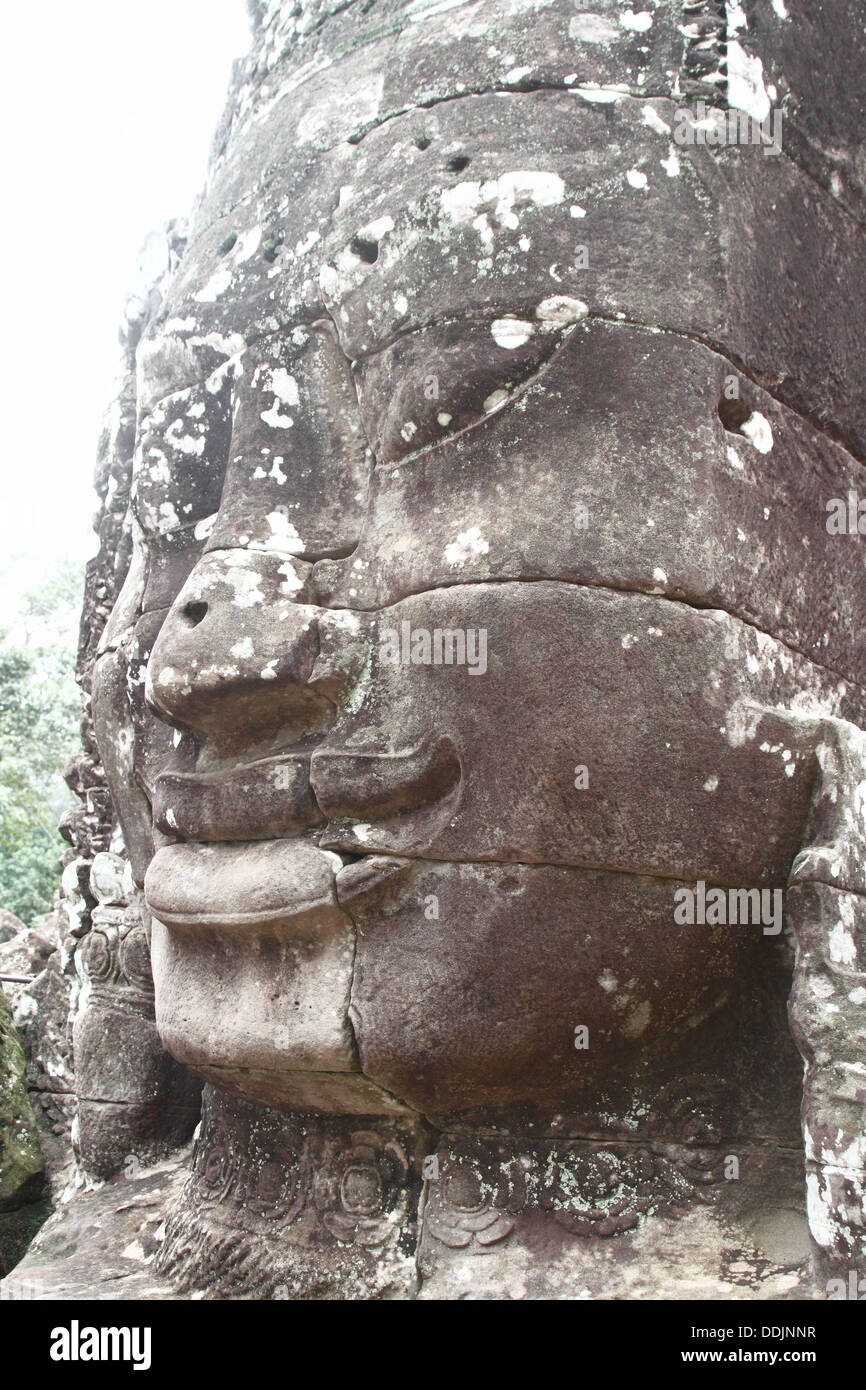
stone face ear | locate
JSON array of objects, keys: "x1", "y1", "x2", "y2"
[{"x1": 787, "y1": 719, "x2": 866, "y2": 1284}]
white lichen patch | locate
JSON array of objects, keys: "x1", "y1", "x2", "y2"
[
  {"x1": 233, "y1": 225, "x2": 262, "y2": 263},
  {"x1": 536, "y1": 296, "x2": 588, "y2": 328},
  {"x1": 642, "y1": 104, "x2": 671, "y2": 135},
  {"x1": 295, "y1": 229, "x2": 320, "y2": 256},
  {"x1": 158, "y1": 501, "x2": 180, "y2": 531},
  {"x1": 165, "y1": 419, "x2": 205, "y2": 456},
  {"x1": 443, "y1": 526, "x2": 490, "y2": 566},
  {"x1": 278, "y1": 561, "x2": 304, "y2": 595},
  {"x1": 727, "y1": 41, "x2": 771, "y2": 122},
  {"x1": 439, "y1": 171, "x2": 565, "y2": 235},
  {"x1": 482, "y1": 389, "x2": 510, "y2": 414},
  {"x1": 254, "y1": 511, "x2": 304, "y2": 554},
  {"x1": 620, "y1": 10, "x2": 653, "y2": 34},
  {"x1": 221, "y1": 553, "x2": 266, "y2": 607},
  {"x1": 739, "y1": 411, "x2": 774, "y2": 453},
  {"x1": 194, "y1": 267, "x2": 233, "y2": 303},
  {"x1": 261, "y1": 403, "x2": 294, "y2": 428},
  {"x1": 829, "y1": 899, "x2": 859, "y2": 966},
  {"x1": 573, "y1": 83, "x2": 629, "y2": 103},
  {"x1": 230, "y1": 637, "x2": 254, "y2": 660},
  {"x1": 492, "y1": 317, "x2": 535, "y2": 349},
  {"x1": 269, "y1": 368, "x2": 300, "y2": 407},
  {"x1": 725, "y1": 444, "x2": 745, "y2": 472},
  {"x1": 725, "y1": 0, "x2": 748, "y2": 33},
  {"x1": 359, "y1": 213, "x2": 395, "y2": 243},
  {"x1": 660, "y1": 146, "x2": 681, "y2": 177},
  {"x1": 724, "y1": 696, "x2": 765, "y2": 748},
  {"x1": 626, "y1": 169, "x2": 648, "y2": 189}
]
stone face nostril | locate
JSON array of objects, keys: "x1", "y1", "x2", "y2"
[{"x1": 182, "y1": 601, "x2": 208, "y2": 628}]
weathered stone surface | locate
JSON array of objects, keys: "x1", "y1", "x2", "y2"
[
  {"x1": 416, "y1": 1136, "x2": 813, "y2": 1300},
  {"x1": 0, "y1": 920, "x2": 56, "y2": 999},
  {"x1": 0, "y1": 1151, "x2": 187, "y2": 1300},
  {"x1": 0, "y1": 987, "x2": 44, "y2": 1240},
  {"x1": 0, "y1": 909, "x2": 26, "y2": 945},
  {"x1": 9, "y1": 0, "x2": 864, "y2": 1300}
]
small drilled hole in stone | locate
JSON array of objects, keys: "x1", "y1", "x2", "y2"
[
  {"x1": 218, "y1": 233, "x2": 238, "y2": 256},
  {"x1": 182, "y1": 601, "x2": 208, "y2": 627},
  {"x1": 414, "y1": 135, "x2": 432, "y2": 150},
  {"x1": 446, "y1": 154, "x2": 471, "y2": 172},
  {"x1": 499, "y1": 875, "x2": 523, "y2": 895},
  {"x1": 717, "y1": 396, "x2": 751, "y2": 432},
  {"x1": 350, "y1": 235, "x2": 379, "y2": 264}
]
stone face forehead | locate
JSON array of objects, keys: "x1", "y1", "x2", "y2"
[
  {"x1": 141, "y1": 0, "x2": 866, "y2": 408},
  {"x1": 144, "y1": 82, "x2": 866, "y2": 434}
]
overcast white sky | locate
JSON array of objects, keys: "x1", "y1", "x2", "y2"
[{"x1": 0, "y1": 0, "x2": 251, "y2": 608}]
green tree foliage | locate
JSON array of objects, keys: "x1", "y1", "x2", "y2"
[{"x1": 0, "y1": 558, "x2": 83, "y2": 925}]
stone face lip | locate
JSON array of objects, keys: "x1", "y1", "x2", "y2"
[
  {"x1": 144, "y1": 838, "x2": 337, "y2": 928},
  {"x1": 148, "y1": 838, "x2": 359, "y2": 1085},
  {"x1": 313, "y1": 734, "x2": 463, "y2": 855}
]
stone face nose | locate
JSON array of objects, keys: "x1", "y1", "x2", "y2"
[{"x1": 145, "y1": 548, "x2": 369, "y2": 745}]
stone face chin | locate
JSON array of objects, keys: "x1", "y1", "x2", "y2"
[{"x1": 146, "y1": 839, "x2": 365, "y2": 1104}]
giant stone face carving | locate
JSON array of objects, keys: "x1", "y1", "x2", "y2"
[{"x1": 83, "y1": 0, "x2": 866, "y2": 1297}]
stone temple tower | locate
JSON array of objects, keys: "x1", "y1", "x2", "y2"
[{"x1": 4, "y1": 0, "x2": 866, "y2": 1301}]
